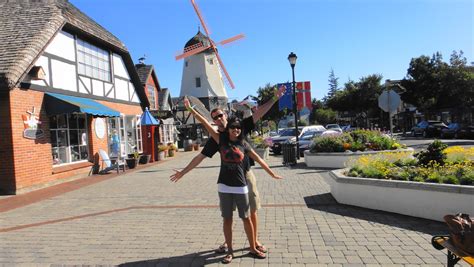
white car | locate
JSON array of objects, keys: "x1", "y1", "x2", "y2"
[{"x1": 325, "y1": 124, "x2": 343, "y2": 133}]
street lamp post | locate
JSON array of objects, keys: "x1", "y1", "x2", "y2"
[{"x1": 288, "y1": 52, "x2": 299, "y2": 159}]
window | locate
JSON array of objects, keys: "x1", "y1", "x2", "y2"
[
  {"x1": 147, "y1": 85, "x2": 156, "y2": 110},
  {"x1": 196, "y1": 77, "x2": 201, "y2": 88},
  {"x1": 185, "y1": 61, "x2": 188, "y2": 67},
  {"x1": 208, "y1": 58, "x2": 214, "y2": 65},
  {"x1": 50, "y1": 114, "x2": 89, "y2": 165},
  {"x1": 77, "y1": 39, "x2": 111, "y2": 81},
  {"x1": 108, "y1": 116, "x2": 142, "y2": 157}
]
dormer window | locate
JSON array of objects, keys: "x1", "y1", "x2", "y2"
[{"x1": 77, "y1": 39, "x2": 111, "y2": 82}]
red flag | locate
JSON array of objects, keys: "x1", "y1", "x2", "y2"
[{"x1": 296, "y1": 81, "x2": 312, "y2": 111}]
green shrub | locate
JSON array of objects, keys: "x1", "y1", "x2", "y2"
[
  {"x1": 460, "y1": 172, "x2": 474, "y2": 185},
  {"x1": 443, "y1": 175, "x2": 459, "y2": 185},
  {"x1": 415, "y1": 140, "x2": 448, "y2": 166}
]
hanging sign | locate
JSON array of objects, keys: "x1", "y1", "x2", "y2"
[{"x1": 22, "y1": 107, "x2": 44, "y2": 140}]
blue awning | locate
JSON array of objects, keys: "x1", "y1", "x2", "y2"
[
  {"x1": 45, "y1": 93, "x2": 120, "y2": 117},
  {"x1": 140, "y1": 107, "x2": 160, "y2": 125}
]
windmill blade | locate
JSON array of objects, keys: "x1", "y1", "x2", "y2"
[
  {"x1": 190, "y1": 0, "x2": 211, "y2": 37},
  {"x1": 217, "y1": 33, "x2": 245, "y2": 46},
  {"x1": 175, "y1": 43, "x2": 212, "y2": 60},
  {"x1": 212, "y1": 47, "x2": 235, "y2": 89}
]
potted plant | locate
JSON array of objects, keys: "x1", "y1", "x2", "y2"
[
  {"x1": 251, "y1": 136, "x2": 270, "y2": 160},
  {"x1": 139, "y1": 154, "x2": 151, "y2": 164},
  {"x1": 168, "y1": 143, "x2": 177, "y2": 157},
  {"x1": 157, "y1": 144, "x2": 168, "y2": 161},
  {"x1": 126, "y1": 151, "x2": 139, "y2": 169}
]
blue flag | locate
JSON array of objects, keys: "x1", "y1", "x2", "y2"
[{"x1": 278, "y1": 83, "x2": 293, "y2": 111}]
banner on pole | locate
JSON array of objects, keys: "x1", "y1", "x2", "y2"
[
  {"x1": 277, "y1": 83, "x2": 292, "y2": 111},
  {"x1": 296, "y1": 81, "x2": 312, "y2": 111}
]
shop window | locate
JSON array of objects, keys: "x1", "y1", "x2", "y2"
[
  {"x1": 50, "y1": 114, "x2": 89, "y2": 165},
  {"x1": 108, "y1": 115, "x2": 142, "y2": 157}
]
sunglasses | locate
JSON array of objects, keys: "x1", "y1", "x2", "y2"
[
  {"x1": 229, "y1": 124, "x2": 241, "y2": 130},
  {"x1": 212, "y1": 113, "x2": 224, "y2": 120}
]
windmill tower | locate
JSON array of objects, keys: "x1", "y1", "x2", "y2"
[{"x1": 176, "y1": 0, "x2": 244, "y2": 111}]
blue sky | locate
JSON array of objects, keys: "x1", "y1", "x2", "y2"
[{"x1": 70, "y1": 0, "x2": 473, "y2": 102}]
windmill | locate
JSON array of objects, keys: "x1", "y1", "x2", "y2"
[{"x1": 176, "y1": 0, "x2": 244, "y2": 111}]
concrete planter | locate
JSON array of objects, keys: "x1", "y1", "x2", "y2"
[
  {"x1": 304, "y1": 148, "x2": 414, "y2": 169},
  {"x1": 254, "y1": 147, "x2": 269, "y2": 160},
  {"x1": 327, "y1": 169, "x2": 474, "y2": 222}
]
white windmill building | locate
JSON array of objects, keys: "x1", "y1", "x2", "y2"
[{"x1": 176, "y1": 0, "x2": 244, "y2": 112}]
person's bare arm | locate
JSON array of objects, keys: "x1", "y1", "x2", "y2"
[
  {"x1": 248, "y1": 150, "x2": 283, "y2": 179},
  {"x1": 252, "y1": 86, "x2": 286, "y2": 123},
  {"x1": 170, "y1": 153, "x2": 207, "y2": 182},
  {"x1": 183, "y1": 97, "x2": 219, "y2": 143}
]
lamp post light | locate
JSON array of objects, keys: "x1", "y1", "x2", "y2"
[{"x1": 288, "y1": 52, "x2": 299, "y2": 159}]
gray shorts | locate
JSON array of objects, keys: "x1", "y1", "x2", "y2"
[{"x1": 218, "y1": 192, "x2": 249, "y2": 219}]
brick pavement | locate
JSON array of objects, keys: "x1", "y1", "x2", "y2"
[{"x1": 0, "y1": 150, "x2": 465, "y2": 266}]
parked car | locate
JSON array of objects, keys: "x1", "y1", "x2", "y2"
[
  {"x1": 325, "y1": 124, "x2": 342, "y2": 133},
  {"x1": 440, "y1": 123, "x2": 474, "y2": 139},
  {"x1": 286, "y1": 127, "x2": 327, "y2": 156},
  {"x1": 341, "y1": 125, "x2": 357, "y2": 132},
  {"x1": 270, "y1": 128, "x2": 300, "y2": 155},
  {"x1": 411, "y1": 120, "x2": 448, "y2": 137}
]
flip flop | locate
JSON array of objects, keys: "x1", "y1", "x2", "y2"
[
  {"x1": 221, "y1": 253, "x2": 233, "y2": 264},
  {"x1": 214, "y1": 244, "x2": 227, "y2": 254},
  {"x1": 248, "y1": 250, "x2": 266, "y2": 259},
  {"x1": 256, "y1": 245, "x2": 268, "y2": 253}
]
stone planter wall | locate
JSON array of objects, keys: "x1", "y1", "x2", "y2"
[
  {"x1": 327, "y1": 169, "x2": 474, "y2": 222},
  {"x1": 304, "y1": 148, "x2": 414, "y2": 169},
  {"x1": 254, "y1": 147, "x2": 269, "y2": 160}
]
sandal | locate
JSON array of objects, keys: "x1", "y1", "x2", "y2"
[
  {"x1": 214, "y1": 244, "x2": 227, "y2": 254},
  {"x1": 256, "y1": 245, "x2": 267, "y2": 253},
  {"x1": 248, "y1": 250, "x2": 266, "y2": 259},
  {"x1": 221, "y1": 253, "x2": 233, "y2": 264}
]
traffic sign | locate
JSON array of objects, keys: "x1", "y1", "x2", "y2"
[{"x1": 378, "y1": 90, "x2": 401, "y2": 113}]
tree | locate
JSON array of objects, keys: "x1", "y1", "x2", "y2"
[
  {"x1": 256, "y1": 83, "x2": 286, "y2": 124},
  {"x1": 327, "y1": 68, "x2": 339, "y2": 99},
  {"x1": 402, "y1": 51, "x2": 474, "y2": 119}
]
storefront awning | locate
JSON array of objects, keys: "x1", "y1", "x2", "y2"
[{"x1": 45, "y1": 93, "x2": 120, "y2": 117}]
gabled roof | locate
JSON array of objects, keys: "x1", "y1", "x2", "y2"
[
  {"x1": 0, "y1": 0, "x2": 148, "y2": 109},
  {"x1": 135, "y1": 64, "x2": 154, "y2": 85}
]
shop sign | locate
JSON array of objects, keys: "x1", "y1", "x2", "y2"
[
  {"x1": 94, "y1": 118, "x2": 106, "y2": 139},
  {"x1": 22, "y1": 107, "x2": 44, "y2": 139}
]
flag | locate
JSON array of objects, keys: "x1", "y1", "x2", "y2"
[
  {"x1": 296, "y1": 81, "x2": 312, "y2": 111},
  {"x1": 278, "y1": 83, "x2": 293, "y2": 111}
]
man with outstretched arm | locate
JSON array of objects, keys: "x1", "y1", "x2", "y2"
[{"x1": 182, "y1": 86, "x2": 284, "y2": 254}]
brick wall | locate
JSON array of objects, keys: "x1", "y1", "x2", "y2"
[{"x1": 5, "y1": 89, "x2": 143, "y2": 194}]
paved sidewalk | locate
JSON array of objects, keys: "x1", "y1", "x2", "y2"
[{"x1": 0, "y1": 150, "x2": 461, "y2": 266}]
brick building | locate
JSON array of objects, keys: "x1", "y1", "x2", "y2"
[{"x1": 0, "y1": 0, "x2": 150, "y2": 194}]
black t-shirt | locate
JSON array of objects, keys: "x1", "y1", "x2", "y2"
[
  {"x1": 201, "y1": 116, "x2": 256, "y2": 165},
  {"x1": 217, "y1": 134, "x2": 251, "y2": 187}
]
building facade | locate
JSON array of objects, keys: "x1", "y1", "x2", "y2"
[{"x1": 0, "y1": 0, "x2": 149, "y2": 194}]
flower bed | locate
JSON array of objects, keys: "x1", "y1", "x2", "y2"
[
  {"x1": 327, "y1": 169, "x2": 474, "y2": 222},
  {"x1": 304, "y1": 130, "x2": 410, "y2": 168},
  {"x1": 325, "y1": 141, "x2": 474, "y2": 222}
]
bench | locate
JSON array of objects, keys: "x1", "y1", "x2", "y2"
[{"x1": 432, "y1": 236, "x2": 474, "y2": 267}]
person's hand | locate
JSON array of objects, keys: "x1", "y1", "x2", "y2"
[
  {"x1": 275, "y1": 85, "x2": 286, "y2": 99},
  {"x1": 170, "y1": 169, "x2": 184, "y2": 182},
  {"x1": 272, "y1": 174, "x2": 283, "y2": 179},
  {"x1": 183, "y1": 97, "x2": 191, "y2": 110}
]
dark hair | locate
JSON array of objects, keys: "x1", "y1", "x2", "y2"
[
  {"x1": 210, "y1": 107, "x2": 224, "y2": 115},
  {"x1": 226, "y1": 116, "x2": 244, "y2": 141}
]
